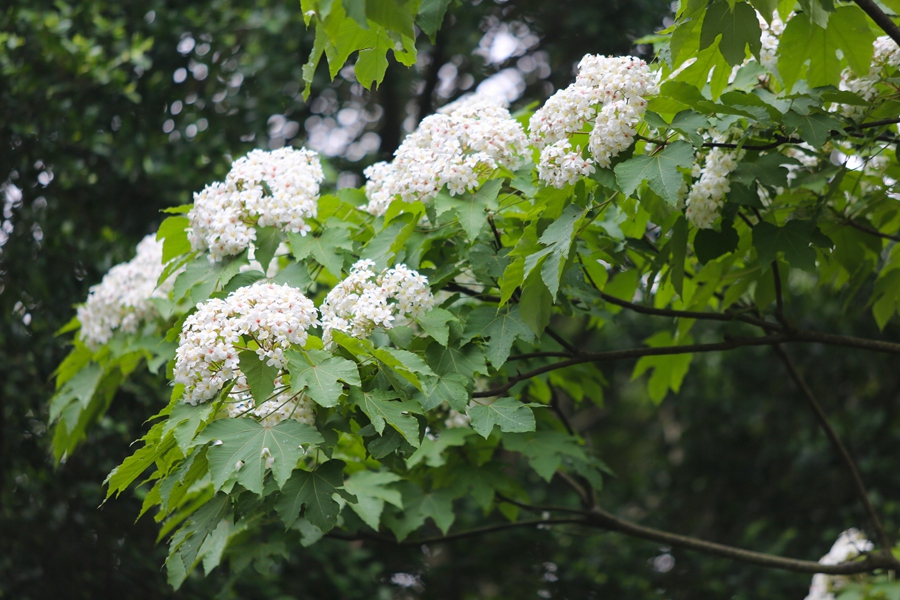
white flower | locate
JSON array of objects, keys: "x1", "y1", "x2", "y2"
[
  {"x1": 804, "y1": 529, "x2": 873, "y2": 600},
  {"x1": 530, "y1": 54, "x2": 654, "y2": 187},
  {"x1": 188, "y1": 147, "x2": 324, "y2": 261},
  {"x1": 537, "y1": 140, "x2": 595, "y2": 188},
  {"x1": 77, "y1": 234, "x2": 172, "y2": 348},
  {"x1": 174, "y1": 282, "x2": 318, "y2": 405},
  {"x1": 685, "y1": 146, "x2": 742, "y2": 229},
  {"x1": 320, "y1": 259, "x2": 435, "y2": 347},
  {"x1": 837, "y1": 36, "x2": 900, "y2": 119},
  {"x1": 361, "y1": 97, "x2": 528, "y2": 215}
]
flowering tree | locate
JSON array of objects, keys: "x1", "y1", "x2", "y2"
[{"x1": 48, "y1": 0, "x2": 900, "y2": 596}]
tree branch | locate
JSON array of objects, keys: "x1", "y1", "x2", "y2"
[
  {"x1": 330, "y1": 508, "x2": 900, "y2": 575},
  {"x1": 479, "y1": 330, "x2": 900, "y2": 398},
  {"x1": 853, "y1": 0, "x2": 900, "y2": 48},
  {"x1": 595, "y1": 288, "x2": 783, "y2": 332},
  {"x1": 774, "y1": 345, "x2": 892, "y2": 552},
  {"x1": 584, "y1": 505, "x2": 900, "y2": 575},
  {"x1": 444, "y1": 282, "x2": 501, "y2": 303},
  {"x1": 327, "y1": 517, "x2": 586, "y2": 546}
]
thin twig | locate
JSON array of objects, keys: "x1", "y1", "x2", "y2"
[
  {"x1": 771, "y1": 260, "x2": 788, "y2": 328},
  {"x1": 444, "y1": 282, "x2": 501, "y2": 303},
  {"x1": 774, "y1": 345, "x2": 892, "y2": 552},
  {"x1": 546, "y1": 327, "x2": 580, "y2": 355},
  {"x1": 843, "y1": 217, "x2": 900, "y2": 243}
]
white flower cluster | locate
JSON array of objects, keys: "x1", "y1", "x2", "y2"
[
  {"x1": 685, "y1": 146, "x2": 742, "y2": 229},
  {"x1": 174, "y1": 282, "x2": 318, "y2": 405},
  {"x1": 804, "y1": 529, "x2": 873, "y2": 600},
  {"x1": 362, "y1": 95, "x2": 528, "y2": 216},
  {"x1": 758, "y1": 11, "x2": 785, "y2": 73},
  {"x1": 189, "y1": 147, "x2": 324, "y2": 262},
  {"x1": 77, "y1": 234, "x2": 172, "y2": 348},
  {"x1": 537, "y1": 140, "x2": 595, "y2": 188},
  {"x1": 320, "y1": 259, "x2": 435, "y2": 346},
  {"x1": 226, "y1": 378, "x2": 316, "y2": 427},
  {"x1": 529, "y1": 55, "x2": 656, "y2": 187},
  {"x1": 838, "y1": 36, "x2": 900, "y2": 119}
]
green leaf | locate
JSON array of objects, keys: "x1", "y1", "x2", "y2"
[
  {"x1": 415, "y1": 307, "x2": 457, "y2": 347},
  {"x1": 615, "y1": 141, "x2": 693, "y2": 204},
  {"x1": 361, "y1": 215, "x2": 416, "y2": 268},
  {"x1": 462, "y1": 304, "x2": 534, "y2": 367},
  {"x1": 287, "y1": 228, "x2": 352, "y2": 278},
  {"x1": 104, "y1": 432, "x2": 177, "y2": 499},
  {"x1": 425, "y1": 343, "x2": 487, "y2": 379},
  {"x1": 503, "y1": 430, "x2": 587, "y2": 481},
  {"x1": 468, "y1": 397, "x2": 536, "y2": 438},
  {"x1": 700, "y1": 0, "x2": 762, "y2": 66},
  {"x1": 343, "y1": 470, "x2": 403, "y2": 530},
  {"x1": 778, "y1": 6, "x2": 875, "y2": 91},
  {"x1": 455, "y1": 180, "x2": 502, "y2": 241},
  {"x1": 519, "y1": 271, "x2": 553, "y2": 338},
  {"x1": 417, "y1": 0, "x2": 452, "y2": 40},
  {"x1": 632, "y1": 332, "x2": 695, "y2": 404},
  {"x1": 407, "y1": 427, "x2": 475, "y2": 467},
  {"x1": 157, "y1": 216, "x2": 191, "y2": 263},
  {"x1": 753, "y1": 220, "x2": 820, "y2": 272},
  {"x1": 374, "y1": 347, "x2": 436, "y2": 393},
  {"x1": 694, "y1": 220, "x2": 739, "y2": 264},
  {"x1": 195, "y1": 418, "x2": 324, "y2": 494},
  {"x1": 238, "y1": 351, "x2": 278, "y2": 405},
  {"x1": 253, "y1": 226, "x2": 283, "y2": 274},
  {"x1": 783, "y1": 111, "x2": 841, "y2": 149},
  {"x1": 275, "y1": 460, "x2": 355, "y2": 531},
  {"x1": 172, "y1": 254, "x2": 247, "y2": 305},
  {"x1": 418, "y1": 372, "x2": 470, "y2": 412},
  {"x1": 49, "y1": 363, "x2": 102, "y2": 423},
  {"x1": 166, "y1": 494, "x2": 230, "y2": 589},
  {"x1": 523, "y1": 204, "x2": 585, "y2": 300},
  {"x1": 419, "y1": 488, "x2": 455, "y2": 535},
  {"x1": 269, "y1": 261, "x2": 314, "y2": 290},
  {"x1": 287, "y1": 350, "x2": 361, "y2": 407},
  {"x1": 350, "y1": 388, "x2": 421, "y2": 447}
]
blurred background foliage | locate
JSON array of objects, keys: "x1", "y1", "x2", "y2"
[{"x1": 2, "y1": 0, "x2": 899, "y2": 597}]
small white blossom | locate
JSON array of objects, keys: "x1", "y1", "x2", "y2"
[
  {"x1": 804, "y1": 529, "x2": 873, "y2": 600},
  {"x1": 530, "y1": 54, "x2": 655, "y2": 187},
  {"x1": 537, "y1": 140, "x2": 595, "y2": 188},
  {"x1": 362, "y1": 96, "x2": 528, "y2": 215},
  {"x1": 320, "y1": 259, "x2": 435, "y2": 347},
  {"x1": 77, "y1": 234, "x2": 172, "y2": 348},
  {"x1": 174, "y1": 282, "x2": 318, "y2": 405},
  {"x1": 685, "y1": 146, "x2": 742, "y2": 229},
  {"x1": 188, "y1": 147, "x2": 324, "y2": 262}
]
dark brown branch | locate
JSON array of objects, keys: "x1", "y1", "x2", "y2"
[
  {"x1": 850, "y1": 117, "x2": 900, "y2": 131},
  {"x1": 853, "y1": 0, "x2": 900, "y2": 48},
  {"x1": 585, "y1": 505, "x2": 900, "y2": 575},
  {"x1": 637, "y1": 134, "x2": 800, "y2": 151},
  {"x1": 327, "y1": 517, "x2": 586, "y2": 546},
  {"x1": 704, "y1": 136, "x2": 799, "y2": 151},
  {"x1": 508, "y1": 351, "x2": 575, "y2": 361},
  {"x1": 595, "y1": 288, "x2": 783, "y2": 332},
  {"x1": 546, "y1": 327, "x2": 581, "y2": 355},
  {"x1": 843, "y1": 217, "x2": 900, "y2": 243},
  {"x1": 479, "y1": 331, "x2": 900, "y2": 398},
  {"x1": 444, "y1": 282, "x2": 501, "y2": 303},
  {"x1": 330, "y1": 508, "x2": 900, "y2": 575},
  {"x1": 475, "y1": 335, "x2": 790, "y2": 398},
  {"x1": 774, "y1": 345, "x2": 892, "y2": 552}
]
